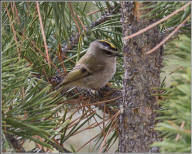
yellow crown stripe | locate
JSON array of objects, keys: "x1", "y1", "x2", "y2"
[{"x1": 99, "y1": 40, "x2": 116, "y2": 49}]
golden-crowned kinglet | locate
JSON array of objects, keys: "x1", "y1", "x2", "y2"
[{"x1": 56, "y1": 40, "x2": 122, "y2": 90}]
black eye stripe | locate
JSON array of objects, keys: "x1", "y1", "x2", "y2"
[{"x1": 101, "y1": 49, "x2": 113, "y2": 55}]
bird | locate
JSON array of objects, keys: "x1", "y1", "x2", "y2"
[{"x1": 55, "y1": 40, "x2": 122, "y2": 90}]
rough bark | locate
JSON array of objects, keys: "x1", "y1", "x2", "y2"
[{"x1": 119, "y1": 2, "x2": 163, "y2": 152}]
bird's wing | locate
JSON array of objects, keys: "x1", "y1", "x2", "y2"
[
  {"x1": 56, "y1": 54, "x2": 105, "y2": 89},
  {"x1": 55, "y1": 65, "x2": 91, "y2": 89},
  {"x1": 76, "y1": 54, "x2": 105, "y2": 73}
]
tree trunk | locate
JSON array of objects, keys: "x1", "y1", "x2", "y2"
[{"x1": 118, "y1": 2, "x2": 163, "y2": 152}]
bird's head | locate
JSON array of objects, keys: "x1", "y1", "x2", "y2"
[{"x1": 89, "y1": 40, "x2": 122, "y2": 57}]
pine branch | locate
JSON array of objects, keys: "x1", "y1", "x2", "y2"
[
  {"x1": 56, "y1": 85, "x2": 122, "y2": 115},
  {"x1": 61, "y1": 4, "x2": 121, "y2": 55}
]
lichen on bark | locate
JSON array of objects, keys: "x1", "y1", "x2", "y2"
[{"x1": 119, "y1": 2, "x2": 163, "y2": 152}]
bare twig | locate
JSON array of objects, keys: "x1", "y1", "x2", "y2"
[
  {"x1": 68, "y1": 2, "x2": 81, "y2": 34},
  {"x1": 13, "y1": 2, "x2": 21, "y2": 24},
  {"x1": 99, "y1": 124, "x2": 116, "y2": 152},
  {"x1": 87, "y1": 7, "x2": 107, "y2": 16},
  {"x1": 146, "y1": 15, "x2": 190, "y2": 55},
  {"x1": 73, "y1": 109, "x2": 120, "y2": 136},
  {"x1": 4, "y1": 3, "x2": 21, "y2": 59},
  {"x1": 36, "y1": 2, "x2": 51, "y2": 67},
  {"x1": 67, "y1": 110, "x2": 96, "y2": 129},
  {"x1": 77, "y1": 133, "x2": 101, "y2": 152},
  {"x1": 76, "y1": 15, "x2": 87, "y2": 32},
  {"x1": 123, "y1": 2, "x2": 190, "y2": 40},
  {"x1": 72, "y1": 118, "x2": 109, "y2": 136},
  {"x1": 55, "y1": 86, "x2": 122, "y2": 115},
  {"x1": 175, "y1": 121, "x2": 185, "y2": 141},
  {"x1": 61, "y1": 5, "x2": 120, "y2": 54},
  {"x1": 103, "y1": 104, "x2": 106, "y2": 145},
  {"x1": 99, "y1": 110, "x2": 120, "y2": 152},
  {"x1": 76, "y1": 96, "x2": 122, "y2": 109},
  {"x1": 30, "y1": 40, "x2": 61, "y2": 74},
  {"x1": 70, "y1": 111, "x2": 120, "y2": 152},
  {"x1": 169, "y1": 66, "x2": 184, "y2": 75},
  {"x1": 168, "y1": 120, "x2": 191, "y2": 134},
  {"x1": 73, "y1": 115, "x2": 112, "y2": 136},
  {"x1": 57, "y1": 44, "x2": 67, "y2": 75},
  {"x1": 87, "y1": 106, "x2": 103, "y2": 130}
]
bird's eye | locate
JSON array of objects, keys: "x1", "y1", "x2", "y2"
[{"x1": 81, "y1": 68, "x2": 87, "y2": 73}]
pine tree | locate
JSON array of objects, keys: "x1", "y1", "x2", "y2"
[{"x1": 2, "y1": 1, "x2": 191, "y2": 153}]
